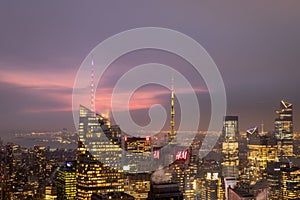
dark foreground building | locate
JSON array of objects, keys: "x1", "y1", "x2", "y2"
[
  {"x1": 228, "y1": 187, "x2": 255, "y2": 200},
  {"x1": 91, "y1": 192, "x2": 134, "y2": 200},
  {"x1": 147, "y1": 182, "x2": 183, "y2": 200}
]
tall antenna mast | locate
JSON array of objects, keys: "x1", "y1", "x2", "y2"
[
  {"x1": 90, "y1": 57, "x2": 95, "y2": 112},
  {"x1": 170, "y1": 72, "x2": 175, "y2": 144},
  {"x1": 261, "y1": 120, "x2": 264, "y2": 134}
]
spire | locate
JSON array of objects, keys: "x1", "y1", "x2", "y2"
[
  {"x1": 261, "y1": 120, "x2": 264, "y2": 134},
  {"x1": 90, "y1": 57, "x2": 95, "y2": 112},
  {"x1": 170, "y1": 72, "x2": 175, "y2": 144}
]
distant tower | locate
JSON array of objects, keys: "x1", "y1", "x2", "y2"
[
  {"x1": 261, "y1": 121, "x2": 264, "y2": 134},
  {"x1": 221, "y1": 116, "x2": 239, "y2": 178},
  {"x1": 275, "y1": 100, "x2": 293, "y2": 157},
  {"x1": 170, "y1": 73, "x2": 176, "y2": 144},
  {"x1": 90, "y1": 58, "x2": 95, "y2": 112}
]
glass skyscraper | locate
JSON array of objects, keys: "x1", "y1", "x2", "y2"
[
  {"x1": 246, "y1": 127, "x2": 278, "y2": 186},
  {"x1": 222, "y1": 116, "x2": 239, "y2": 178},
  {"x1": 76, "y1": 105, "x2": 124, "y2": 200},
  {"x1": 56, "y1": 161, "x2": 76, "y2": 200},
  {"x1": 275, "y1": 100, "x2": 294, "y2": 157}
]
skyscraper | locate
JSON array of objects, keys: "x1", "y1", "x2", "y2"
[
  {"x1": 222, "y1": 116, "x2": 239, "y2": 178},
  {"x1": 196, "y1": 160, "x2": 223, "y2": 200},
  {"x1": 33, "y1": 145, "x2": 47, "y2": 199},
  {"x1": 169, "y1": 73, "x2": 176, "y2": 144},
  {"x1": 245, "y1": 127, "x2": 277, "y2": 186},
  {"x1": 168, "y1": 146, "x2": 196, "y2": 199},
  {"x1": 267, "y1": 161, "x2": 300, "y2": 199},
  {"x1": 123, "y1": 172, "x2": 151, "y2": 199},
  {"x1": 275, "y1": 100, "x2": 294, "y2": 157},
  {"x1": 76, "y1": 105, "x2": 124, "y2": 200},
  {"x1": 123, "y1": 136, "x2": 152, "y2": 172},
  {"x1": 56, "y1": 161, "x2": 76, "y2": 200}
]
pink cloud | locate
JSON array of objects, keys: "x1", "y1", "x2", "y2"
[
  {"x1": 0, "y1": 68, "x2": 75, "y2": 89},
  {"x1": 0, "y1": 68, "x2": 74, "y2": 113},
  {"x1": 95, "y1": 85, "x2": 208, "y2": 112},
  {"x1": 21, "y1": 107, "x2": 72, "y2": 113},
  {"x1": 0, "y1": 67, "x2": 208, "y2": 114}
]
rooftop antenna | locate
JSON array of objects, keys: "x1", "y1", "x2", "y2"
[
  {"x1": 90, "y1": 56, "x2": 95, "y2": 112},
  {"x1": 261, "y1": 120, "x2": 264, "y2": 134},
  {"x1": 170, "y1": 72, "x2": 175, "y2": 144}
]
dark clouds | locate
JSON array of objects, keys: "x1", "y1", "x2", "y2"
[{"x1": 0, "y1": 1, "x2": 300, "y2": 133}]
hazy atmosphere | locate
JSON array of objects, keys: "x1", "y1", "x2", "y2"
[{"x1": 1, "y1": 1, "x2": 300, "y2": 134}]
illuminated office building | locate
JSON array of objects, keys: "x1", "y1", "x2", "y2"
[
  {"x1": 222, "y1": 116, "x2": 239, "y2": 178},
  {"x1": 124, "y1": 136, "x2": 151, "y2": 153},
  {"x1": 267, "y1": 161, "x2": 283, "y2": 199},
  {"x1": 275, "y1": 100, "x2": 294, "y2": 157},
  {"x1": 123, "y1": 136, "x2": 152, "y2": 172},
  {"x1": 33, "y1": 146, "x2": 47, "y2": 180},
  {"x1": 124, "y1": 172, "x2": 151, "y2": 200},
  {"x1": 281, "y1": 166, "x2": 300, "y2": 199},
  {"x1": 172, "y1": 149, "x2": 188, "y2": 190},
  {"x1": 33, "y1": 145, "x2": 47, "y2": 199},
  {"x1": 45, "y1": 184, "x2": 57, "y2": 200},
  {"x1": 76, "y1": 105, "x2": 124, "y2": 200},
  {"x1": 122, "y1": 136, "x2": 152, "y2": 199},
  {"x1": 169, "y1": 147, "x2": 195, "y2": 199},
  {"x1": 267, "y1": 161, "x2": 300, "y2": 199},
  {"x1": 56, "y1": 161, "x2": 76, "y2": 200},
  {"x1": 246, "y1": 127, "x2": 278, "y2": 185},
  {"x1": 185, "y1": 140, "x2": 199, "y2": 199},
  {"x1": 1, "y1": 144, "x2": 40, "y2": 200},
  {"x1": 198, "y1": 172, "x2": 222, "y2": 200},
  {"x1": 110, "y1": 125, "x2": 122, "y2": 145},
  {"x1": 196, "y1": 160, "x2": 224, "y2": 200},
  {"x1": 3, "y1": 144, "x2": 19, "y2": 199}
]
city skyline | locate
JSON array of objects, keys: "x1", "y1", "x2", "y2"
[
  {"x1": 0, "y1": 100, "x2": 298, "y2": 199},
  {"x1": 1, "y1": 1, "x2": 300, "y2": 136},
  {"x1": 1, "y1": 2, "x2": 300, "y2": 200}
]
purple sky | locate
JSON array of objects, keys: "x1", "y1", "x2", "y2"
[{"x1": 0, "y1": 1, "x2": 300, "y2": 135}]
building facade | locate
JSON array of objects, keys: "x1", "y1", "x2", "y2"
[
  {"x1": 222, "y1": 116, "x2": 239, "y2": 179},
  {"x1": 56, "y1": 161, "x2": 76, "y2": 200},
  {"x1": 76, "y1": 106, "x2": 124, "y2": 200},
  {"x1": 275, "y1": 100, "x2": 294, "y2": 157}
]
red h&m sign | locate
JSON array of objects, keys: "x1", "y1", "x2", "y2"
[{"x1": 176, "y1": 150, "x2": 188, "y2": 160}]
